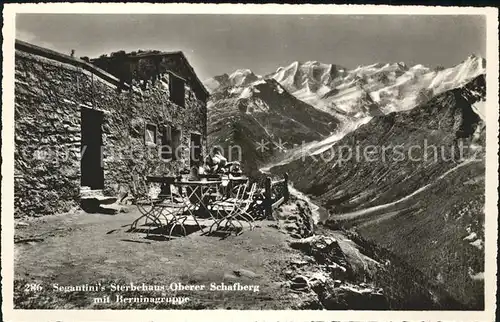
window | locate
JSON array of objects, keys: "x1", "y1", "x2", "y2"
[
  {"x1": 169, "y1": 72, "x2": 185, "y2": 107},
  {"x1": 171, "y1": 128, "x2": 182, "y2": 160},
  {"x1": 160, "y1": 125, "x2": 172, "y2": 160},
  {"x1": 190, "y1": 133, "x2": 202, "y2": 167},
  {"x1": 145, "y1": 123, "x2": 157, "y2": 146},
  {"x1": 160, "y1": 124, "x2": 182, "y2": 160}
]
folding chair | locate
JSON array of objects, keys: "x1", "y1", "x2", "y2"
[
  {"x1": 129, "y1": 174, "x2": 164, "y2": 234},
  {"x1": 130, "y1": 175, "x2": 203, "y2": 239},
  {"x1": 208, "y1": 183, "x2": 257, "y2": 235},
  {"x1": 172, "y1": 184, "x2": 207, "y2": 232}
]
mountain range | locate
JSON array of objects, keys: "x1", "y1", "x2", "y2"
[
  {"x1": 206, "y1": 74, "x2": 340, "y2": 176},
  {"x1": 205, "y1": 55, "x2": 487, "y2": 309},
  {"x1": 205, "y1": 55, "x2": 485, "y2": 170}
]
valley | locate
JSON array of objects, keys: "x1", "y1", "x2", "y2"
[{"x1": 206, "y1": 57, "x2": 487, "y2": 309}]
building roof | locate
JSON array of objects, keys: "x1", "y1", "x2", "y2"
[
  {"x1": 15, "y1": 39, "x2": 129, "y2": 90},
  {"x1": 91, "y1": 50, "x2": 210, "y2": 98},
  {"x1": 15, "y1": 40, "x2": 210, "y2": 99}
]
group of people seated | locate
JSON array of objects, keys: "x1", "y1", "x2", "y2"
[
  {"x1": 187, "y1": 147, "x2": 243, "y2": 181},
  {"x1": 183, "y1": 147, "x2": 244, "y2": 205},
  {"x1": 201, "y1": 147, "x2": 243, "y2": 176}
]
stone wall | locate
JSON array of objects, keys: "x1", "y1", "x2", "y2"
[
  {"x1": 91, "y1": 52, "x2": 208, "y2": 104},
  {"x1": 14, "y1": 41, "x2": 207, "y2": 218},
  {"x1": 102, "y1": 72, "x2": 208, "y2": 197}
]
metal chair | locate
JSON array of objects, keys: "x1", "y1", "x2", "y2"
[
  {"x1": 129, "y1": 175, "x2": 164, "y2": 234},
  {"x1": 130, "y1": 175, "x2": 204, "y2": 239},
  {"x1": 208, "y1": 183, "x2": 258, "y2": 235}
]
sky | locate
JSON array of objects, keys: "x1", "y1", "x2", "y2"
[{"x1": 16, "y1": 14, "x2": 486, "y2": 81}]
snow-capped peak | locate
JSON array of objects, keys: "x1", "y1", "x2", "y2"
[
  {"x1": 397, "y1": 62, "x2": 407, "y2": 69},
  {"x1": 203, "y1": 73, "x2": 230, "y2": 93},
  {"x1": 230, "y1": 69, "x2": 254, "y2": 77},
  {"x1": 204, "y1": 69, "x2": 263, "y2": 92},
  {"x1": 228, "y1": 69, "x2": 261, "y2": 87},
  {"x1": 207, "y1": 55, "x2": 485, "y2": 123},
  {"x1": 467, "y1": 53, "x2": 479, "y2": 60},
  {"x1": 269, "y1": 60, "x2": 348, "y2": 93}
]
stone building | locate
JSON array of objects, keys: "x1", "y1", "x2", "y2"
[{"x1": 14, "y1": 40, "x2": 209, "y2": 217}]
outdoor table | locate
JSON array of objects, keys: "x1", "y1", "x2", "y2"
[
  {"x1": 229, "y1": 177, "x2": 248, "y2": 184},
  {"x1": 174, "y1": 180, "x2": 222, "y2": 218},
  {"x1": 132, "y1": 177, "x2": 222, "y2": 238},
  {"x1": 145, "y1": 176, "x2": 222, "y2": 211},
  {"x1": 199, "y1": 174, "x2": 221, "y2": 181}
]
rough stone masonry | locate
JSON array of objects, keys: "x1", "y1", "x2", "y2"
[{"x1": 14, "y1": 40, "x2": 209, "y2": 218}]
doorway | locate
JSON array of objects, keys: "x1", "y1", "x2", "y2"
[{"x1": 81, "y1": 108, "x2": 104, "y2": 189}]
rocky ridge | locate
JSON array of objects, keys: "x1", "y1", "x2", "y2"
[
  {"x1": 271, "y1": 74, "x2": 486, "y2": 309},
  {"x1": 275, "y1": 195, "x2": 462, "y2": 310}
]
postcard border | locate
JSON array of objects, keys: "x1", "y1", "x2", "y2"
[{"x1": 2, "y1": 3, "x2": 498, "y2": 321}]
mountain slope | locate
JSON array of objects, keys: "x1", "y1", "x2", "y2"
[
  {"x1": 208, "y1": 77, "x2": 340, "y2": 175},
  {"x1": 270, "y1": 75, "x2": 486, "y2": 309},
  {"x1": 207, "y1": 56, "x2": 486, "y2": 171}
]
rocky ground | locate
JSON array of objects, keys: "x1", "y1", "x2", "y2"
[
  {"x1": 14, "y1": 192, "x2": 462, "y2": 310},
  {"x1": 15, "y1": 206, "x2": 296, "y2": 309}
]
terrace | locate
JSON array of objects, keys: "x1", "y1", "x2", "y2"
[
  {"x1": 124, "y1": 171, "x2": 290, "y2": 240},
  {"x1": 14, "y1": 180, "x2": 315, "y2": 310}
]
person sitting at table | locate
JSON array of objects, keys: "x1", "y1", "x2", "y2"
[
  {"x1": 228, "y1": 161, "x2": 243, "y2": 176},
  {"x1": 188, "y1": 163, "x2": 201, "y2": 181},
  {"x1": 205, "y1": 147, "x2": 227, "y2": 174}
]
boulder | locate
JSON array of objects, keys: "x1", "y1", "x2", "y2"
[
  {"x1": 289, "y1": 275, "x2": 310, "y2": 292},
  {"x1": 289, "y1": 235, "x2": 350, "y2": 271},
  {"x1": 319, "y1": 283, "x2": 389, "y2": 310}
]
